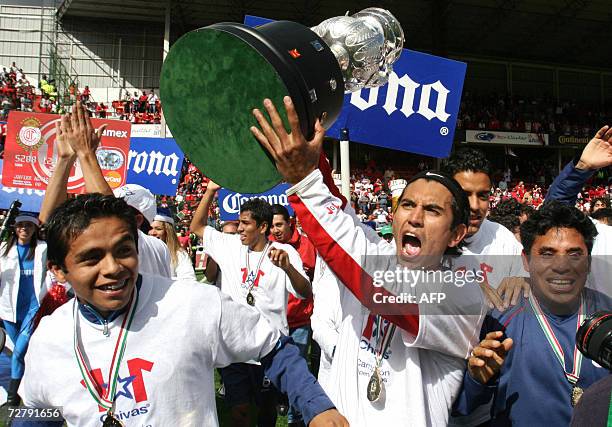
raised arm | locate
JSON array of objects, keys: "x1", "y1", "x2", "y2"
[
  {"x1": 189, "y1": 180, "x2": 220, "y2": 239},
  {"x1": 38, "y1": 116, "x2": 76, "y2": 224},
  {"x1": 547, "y1": 125, "x2": 612, "y2": 205},
  {"x1": 63, "y1": 101, "x2": 110, "y2": 195}
]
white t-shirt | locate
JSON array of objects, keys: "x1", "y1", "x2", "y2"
[
  {"x1": 203, "y1": 227, "x2": 308, "y2": 335},
  {"x1": 173, "y1": 250, "x2": 196, "y2": 281},
  {"x1": 286, "y1": 170, "x2": 486, "y2": 426},
  {"x1": 588, "y1": 220, "x2": 612, "y2": 294},
  {"x1": 19, "y1": 274, "x2": 280, "y2": 427},
  {"x1": 456, "y1": 218, "x2": 527, "y2": 289},
  {"x1": 311, "y1": 256, "x2": 342, "y2": 391},
  {"x1": 138, "y1": 230, "x2": 172, "y2": 278}
]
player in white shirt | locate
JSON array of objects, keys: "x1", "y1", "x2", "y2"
[
  {"x1": 39, "y1": 102, "x2": 172, "y2": 279},
  {"x1": 148, "y1": 211, "x2": 196, "y2": 281},
  {"x1": 251, "y1": 96, "x2": 487, "y2": 426},
  {"x1": 190, "y1": 180, "x2": 311, "y2": 426},
  {"x1": 442, "y1": 148, "x2": 528, "y2": 312},
  {"x1": 18, "y1": 193, "x2": 347, "y2": 427}
]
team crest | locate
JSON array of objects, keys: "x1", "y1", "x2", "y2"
[{"x1": 17, "y1": 117, "x2": 44, "y2": 152}]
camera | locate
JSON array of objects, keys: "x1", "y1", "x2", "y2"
[{"x1": 576, "y1": 311, "x2": 612, "y2": 370}]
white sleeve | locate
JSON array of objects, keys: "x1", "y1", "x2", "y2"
[
  {"x1": 311, "y1": 257, "x2": 342, "y2": 360},
  {"x1": 211, "y1": 288, "x2": 281, "y2": 367},
  {"x1": 19, "y1": 328, "x2": 50, "y2": 407},
  {"x1": 401, "y1": 276, "x2": 487, "y2": 359},
  {"x1": 508, "y1": 236, "x2": 528, "y2": 278},
  {"x1": 174, "y1": 251, "x2": 197, "y2": 281},
  {"x1": 282, "y1": 243, "x2": 309, "y2": 298},
  {"x1": 203, "y1": 225, "x2": 238, "y2": 265},
  {"x1": 287, "y1": 169, "x2": 419, "y2": 335},
  {"x1": 158, "y1": 242, "x2": 173, "y2": 278}
]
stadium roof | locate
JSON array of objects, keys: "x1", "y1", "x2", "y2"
[{"x1": 56, "y1": 0, "x2": 612, "y2": 69}]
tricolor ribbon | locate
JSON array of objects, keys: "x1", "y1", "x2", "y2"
[
  {"x1": 528, "y1": 293, "x2": 585, "y2": 386},
  {"x1": 73, "y1": 288, "x2": 139, "y2": 410}
]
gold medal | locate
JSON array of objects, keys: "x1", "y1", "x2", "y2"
[
  {"x1": 246, "y1": 292, "x2": 255, "y2": 306},
  {"x1": 571, "y1": 386, "x2": 583, "y2": 407},
  {"x1": 102, "y1": 411, "x2": 124, "y2": 427},
  {"x1": 366, "y1": 368, "x2": 382, "y2": 402}
]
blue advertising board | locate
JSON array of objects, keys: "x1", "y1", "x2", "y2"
[
  {"x1": 218, "y1": 183, "x2": 293, "y2": 221},
  {"x1": 0, "y1": 160, "x2": 44, "y2": 212},
  {"x1": 244, "y1": 15, "x2": 466, "y2": 158},
  {"x1": 126, "y1": 137, "x2": 184, "y2": 196}
]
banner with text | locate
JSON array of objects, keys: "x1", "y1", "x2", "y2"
[
  {"x1": 126, "y1": 137, "x2": 184, "y2": 195},
  {"x1": 130, "y1": 124, "x2": 173, "y2": 138},
  {"x1": 465, "y1": 130, "x2": 549, "y2": 146},
  {"x1": 218, "y1": 183, "x2": 293, "y2": 221},
  {"x1": 244, "y1": 15, "x2": 466, "y2": 158},
  {"x1": 556, "y1": 135, "x2": 590, "y2": 145},
  {"x1": 0, "y1": 160, "x2": 44, "y2": 212},
  {"x1": 2, "y1": 111, "x2": 131, "y2": 192}
]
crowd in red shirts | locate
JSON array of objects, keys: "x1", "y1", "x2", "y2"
[
  {"x1": 112, "y1": 90, "x2": 162, "y2": 123},
  {"x1": 1, "y1": 62, "x2": 36, "y2": 119}
]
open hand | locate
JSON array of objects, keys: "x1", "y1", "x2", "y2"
[
  {"x1": 468, "y1": 331, "x2": 513, "y2": 384},
  {"x1": 62, "y1": 101, "x2": 107, "y2": 157},
  {"x1": 250, "y1": 96, "x2": 324, "y2": 184},
  {"x1": 576, "y1": 125, "x2": 612, "y2": 171},
  {"x1": 54, "y1": 116, "x2": 76, "y2": 161}
]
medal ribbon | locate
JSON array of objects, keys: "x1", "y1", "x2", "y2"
[
  {"x1": 245, "y1": 242, "x2": 270, "y2": 294},
  {"x1": 373, "y1": 315, "x2": 396, "y2": 369},
  {"x1": 73, "y1": 288, "x2": 139, "y2": 410},
  {"x1": 528, "y1": 294, "x2": 585, "y2": 385}
]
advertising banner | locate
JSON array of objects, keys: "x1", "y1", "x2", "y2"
[
  {"x1": 466, "y1": 130, "x2": 549, "y2": 145},
  {"x1": 2, "y1": 111, "x2": 131, "y2": 192},
  {"x1": 218, "y1": 183, "x2": 292, "y2": 221},
  {"x1": 0, "y1": 159, "x2": 44, "y2": 212},
  {"x1": 126, "y1": 137, "x2": 184, "y2": 195}
]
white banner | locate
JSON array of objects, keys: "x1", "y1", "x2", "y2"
[
  {"x1": 130, "y1": 124, "x2": 172, "y2": 138},
  {"x1": 465, "y1": 130, "x2": 548, "y2": 146}
]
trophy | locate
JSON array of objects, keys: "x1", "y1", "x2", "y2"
[{"x1": 160, "y1": 8, "x2": 403, "y2": 193}]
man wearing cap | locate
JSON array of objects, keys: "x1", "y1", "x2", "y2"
[
  {"x1": 250, "y1": 97, "x2": 486, "y2": 426},
  {"x1": 39, "y1": 102, "x2": 172, "y2": 279},
  {"x1": 379, "y1": 225, "x2": 393, "y2": 243}
]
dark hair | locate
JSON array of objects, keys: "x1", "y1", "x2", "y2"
[
  {"x1": 489, "y1": 213, "x2": 520, "y2": 234},
  {"x1": 400, "y1": 171, "x2": 470, "y2": 256},
  {"x1": 591, "y1": 208, "x2": 612, "y2": 224},
  {"x1": 442, "y1": 148, "x2": 492, "y2": 177},
  {"x1": 591, "y1": 197, "x2": 611, "y2": 212},
  {"x1": 270, "y1": 204, "x2": 290, "y2": 222},
  {"x1": 520, "y1": 204, "x2": 536, "y2": 218},
  {"x1": 520, "y1": 201, "x2": 597, "y2": 256},
  {"x1": 46, "y1": 193, "x2": 139, "y2": 269},
  {"x1": 491, "y1": 198, "x2": 522, "y2": 218},
  {"x1": 240, "y1": 198, "x2": 272, "y2": 236},
  {"x1": 2, "y1": 223, "x2": 38, "y2": 260}
]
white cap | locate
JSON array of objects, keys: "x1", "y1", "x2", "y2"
[
  {"x1": 113, "y1": 184, "x2": 156, "y2": 224},
  {"x1": 154, "y1": 214, "x2": 174, "y2": 225},
  {"x1": 15, "y1": 215, "x2": 40, "y2": 226}
]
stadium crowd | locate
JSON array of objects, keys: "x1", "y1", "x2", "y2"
[{"x1": 1, "y1": 55, "x2": 612, "y2": 427}]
